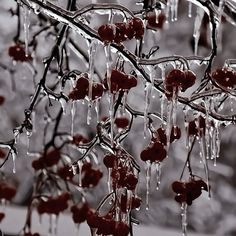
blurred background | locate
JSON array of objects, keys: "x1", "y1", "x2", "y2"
[{"x1": 1, "y1": 0, "x2": 236, "y2": 235}]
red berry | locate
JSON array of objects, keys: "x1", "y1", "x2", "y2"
[
  {"x1": 114, "y1": 117, "x2": 129, "y2": 129},
  {"x1": 211, "y1": 68, "x2": 236, "y2": 88},
  {"x1": 0, "y1": 148, "x2": 5, "y2": 159},
  {"x1": 57, "y1": 165, "x2": 74, "y2": 180},
  {"x1": 147, "y1": 12, "x2": 166, "y2": 30},
  {"x1": 98, "y1": 24, "x2": 116, "y2": 43},
  {"x1": 0, "y1": 96, "x2": 5, "y2": 106},
  {"x1": 8, "y1": 44, "x2": 32, "y2": 62},
  {"x1": 0, "y1": 212, "x2": 5, "y2": 222},
  {"x1": 103, "y1": 154, "x2": 117, "y2": 168},
  {"x1": 170, "y1": 126, "x2": 181, "y2": 143},
  {"x1": 92, "y1": 82, "x2": 104, "y2": 100},
  {"x1": 129, "y1": 17, "x2": 144, "y2": 39},
  {"x1": 114, "y1": 22, "x2": 128, "y2": 43}
]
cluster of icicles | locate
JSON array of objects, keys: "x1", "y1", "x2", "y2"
[{"x1": 2, "y1": 0, "x2": 232, "y2": 235}]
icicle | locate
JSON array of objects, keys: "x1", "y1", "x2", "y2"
[
  {"x1": 32, "y1": 111, "x2": 36, "y2": 133},
  {"x1": 160, "y1": 94, "x2": 165, "y2": 127},
  {"x1": 166, "y1": 100, "x2": 173, "y2": 150},
  {"x1": 95, "y1": 98, "x2": 100, "y2": 123},
  {"x1": 155, "y1": 162, "x2": 161, "y2": 190},
  {"x1": 165, "y1": 0, "x2": 170, "y2": 24},
  {"x1": 87, "y1": 102, "x2": 92, "y2": 125},
  {"x1": 71, "y1": 101, "x2": 76, "y2": 136},
  {"x1": 188, "y1": 2, "x2": 192, "y2": 18},
  {"x1": 204, "y1": 99, "x2": 211, "y2": 159},
  {"x1": 77, "y1": 160, "x2": 83, "y2": 187},
  {"x1": 11, "y1": 150, "x2": 17, "y2": 174},
  {"x1": 23, "y1": 5, "x2": 30, "y2": 57},
  {"x1": 13, "y1": 129, "x2": 20, "y2": 144},
  {"x1": 126, "y1": 190, "x2": 133, "y2": 213},
  {"x1": 122, "y1": 91, "x2": 128, "y2": 115},
  {"x1": 145, "y1": 161, "x2": 151, "y2": 210},
  {"x1": 193, "y1": 7, "x2": 204, "y2": 55},
  {"x1": 144, "y1": 82, "x2": 151, "y2": 139},
  {"x1": 181, "y1": 203, "x2": 188, "y2": 236},
  {"x1": 199, "y1": 137, "x2": 211, "y2": 198},
  {"x1": 170, "y1": 0, "x2": 175, "y2": 22},
  {"x1": 104, "y1": 45, "x2": 113, "y2": 92},
  {"x1": 107, "y1": 168, "x2": 112, "y2": 193},
  {"x1": 172, "y1": 87, "x2": 178, "y2": 132},
  {"x1": 49, "y1": 214, "x2": 58, "y2": 236},
  {"x1": 26, "y1": 136, "x2": 31, "y2": 156},
  {"x1": 136, "y1": 39, "x2": 141, "y2": 57},
  {"x1": 174, "y1": 0, "x2": 179, "y2": 21},
  {"x1": 109, "y1": 94, "x2": 114, "y2": 147},
  {"x1": 71, "y1": 164, "x2": 77, "y2": 176},
  {"x1": 59, "y1": 97, "x2": 67, "y2": 114},
  {"x1": 87, "y1": 40, "x2": 98, "y2": 125}
]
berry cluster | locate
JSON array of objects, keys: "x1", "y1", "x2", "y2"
[
  {"x1": 152, "y1": 126, "x2": 181, "y2": 145},
  {"x1": 32, "y1": 149, "x2": 61, "y2": 170},
  {"x1": 111, "y1": 166, "x2": 138, "y2": 190},
  {"x1": 120, "y1": 194, "x2": 142, "y2": 213},
  {"x1": 8, "y1": 44, "x2": 32, "y2": 62},
  {"x1": 172, "y1": 178, "x2": 208, "y2": 205},
  {"x1": 211, "y1": 67, "x2": 236, "y2": 88},
  {"x1": 69, "y1": 75, "x2": 104, "y2": 101},
  {"x1": 98, "y1": 17, "x2": 144, "y2": 44},
  {"x1": 104, "y1": 69, "x2": 137, "y2": 93},
  {"x1": 81, "y1": 162, "x2": 103, "y2": 188},
  {"x1": 37, "y1": 192, "x2": 70, "y2": 215},
  {"x1": 165, "y1": 69, "x2": 196, "y2": 98},
  {"x1": 140, "y1": 141, "x2": 167, "y2": 163},
  {"x1": 188, "y1": 115, "x2": 206, "y2": 137},
  {"x1": 71, "y1": 202, "x2": 89, "y2": 224},
  {"x1": 0, "y1": 182, "x2": 17, "y2": 201},
  {"x1": 87, "y1": 210, "x2": 130, "y2": 236}
]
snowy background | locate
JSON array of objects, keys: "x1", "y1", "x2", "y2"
[{"x1": 1, "y1": 0, "x2": 236, "y2": 235}]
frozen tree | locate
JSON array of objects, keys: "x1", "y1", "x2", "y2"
[{"x1": 1, "y1": 0, "x2": 236, "y2": 235}]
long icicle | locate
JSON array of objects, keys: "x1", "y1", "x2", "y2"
[
  {"x1": 87, "y1": 39, "x2": 98, "y2": 125},
  {"x1": 193, "y1": 7, "x2": 204, "y2": 55},
  {"x1": 23, "y1": 5, "x2": 31, "y2": 57}
]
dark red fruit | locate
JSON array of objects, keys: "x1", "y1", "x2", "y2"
[
  {"x1": 71, "y1": 203, "x2": 89, "y2": 224},
  {"x1": 114, "y1": 117, "x2": 129, "y2": 129},
  {"x1": 170, "y1": 126, "x2": 181, "y2": 143},
  {"x1": 72, "y1": 134, "x2": 89, "y2": 145},
  {"x1": 147, "y1": 12, "x2": 166, "y2": 30},
  {"x1": 0, "y1": 96, "x2": 5, "y2": 106},
  {"x1": 8, "y1": 44, "x2": 32, "y2": 62},
  {"x1": 103, "y1": 154, "x2": 117, "y2": 168},
  {"x1": 0, "y1": 212, "x2": 5, "y2": 222},
  {"x1": 172, "y1": 179, "x2": 208, "y2": 205},
  {"x1": 98, "y1": 24, "x2": 116, "y2": 43},
  {"x1": 0, "y1": 148, "x2": 5, "y2": 159},
  {"x1": 114, "y1": 22, "x2": 128, "y2": 43},
  {"x1": 57, "y1": 165, "x2": 74, "y2": 180},
  {"x1": 211, "y1": 68, "x2": 236, "y2": 88},
  {"x1": 141, "y1": 141, "x2": 167, "y2": 163},
  {"x1": 129, "y1": 17, "x2": 144, "y2": 39},
  {"x1": 92, "y1": 82, "x2": 104, "y2": 100},
  {"x1": 0, "y1": 182, "x2": 17, "y2": 201}
]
